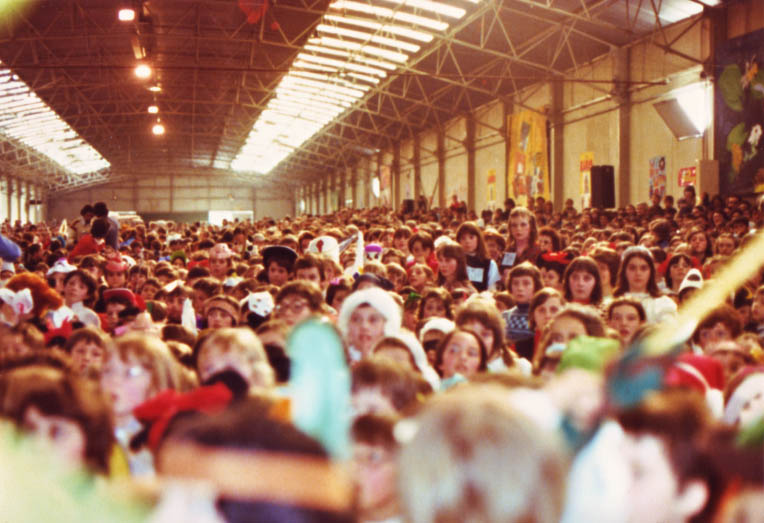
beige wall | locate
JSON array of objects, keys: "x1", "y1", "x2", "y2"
[{"x1": 306, "y1": 4, "x2": 764, "y2": 214}]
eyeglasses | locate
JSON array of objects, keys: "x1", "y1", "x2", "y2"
[{"x1": 275, "y1": 300, "x2": 309, "y2": 315}]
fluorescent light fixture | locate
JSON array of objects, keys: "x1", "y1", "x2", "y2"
[
  {"x1": 152, "y1": 122, "x2": 165, "y2": 135},
  {"x1": 134, "y1": 64, "x2": 152, "y2": 79},
  {"x1": 118, "y1": 8, "x2": 136, "y2": 22},
  {"x1": 323, "y1": 14, "x2": 434, "y2": 43},
  {"x1": 675, "y1": 83, "x2": 710, "y2": 135},
  {"x1": 0, "y1": 66, "x2": 109, "y2": 175},
  {"x1": 147, "y1": 105, "x2": 159, "y2": 114},
  {"x1": 230, "y1": 0, "x2": 471, "y2": 175},
  {"x1": 148, "y1": 85, "x2": 161, "y2": 92}
]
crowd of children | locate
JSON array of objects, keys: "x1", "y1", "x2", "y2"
[{"x1": 0, "y1": 187, "x2": 763, "y2": 521}]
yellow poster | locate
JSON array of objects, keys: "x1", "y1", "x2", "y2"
[
  {"x1": 580, "y1": 152, "x2": 594, "y2": 208},
  {"x1": 486, "y1": 169, "x2": 496, "y2": 207},
  {"x1": 507, "y1": 111, "x2": 550, "y2": 207}
]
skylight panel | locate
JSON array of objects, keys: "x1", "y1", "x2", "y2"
[
  {"x1": 231, "y1": 0, "x2": 472, "y2": 175},
  {"x1": 0, "y1": 61, "x2": 109, "y2": 175}
]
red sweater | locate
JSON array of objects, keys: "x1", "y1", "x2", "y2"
[{"x1": 68, "y1": 234, "x2": 103, "y2": 261}]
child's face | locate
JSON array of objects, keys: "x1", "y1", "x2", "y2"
[
  {"x1": 437, "y1": 256, "x2": 458, "y2": 280},
  {"x1": 459, "y1": 232, "x2": 478, "y2": 254},
  {"x1": 538, "y1": 234, "x2": 553, "y2": 252},
  {"x1": 206, "y1": 308, "x2": 235, "y2": 329},
  {"x1": 460, "y1": 320, "x2": 494, "y2": 356},
  {"x1": 105, "y1": 270, "x2": 126, "y2": 289},
  {"x1": 129, "y1": 272, "x2": 147, "y2": 292},
  {"x1": 410, "y1": 241, "x2": 430, "y2": 262},
  {"x1": 295, "y1": 267, "x2": 322, "y2": 287},
  {"x1": 408, "y1": 266, "x2": 427, "y2": 288},
  {"x1": 140, "y1": 283, "x2": 159, "y2": 301},
  {"x1": 347, "y1": 305, "x2": 386, "y2": 357},
  {"x1": 70, "y1": 339, "x2": 105, "y2": 375},
  {"x1": 23, "y1": 406, "x2": 86, "y2": 467},
  {"x1": 105, "y1": 302, "x2": 127, "y2": 333},
  {"x1": 164, "y1": 294, "x2": 185, "y2": 322},
  {"x1": 549, "y1": 316, "x2": 587, "y2": 346},
  {"x1": 63, "y1": 275, "x2": 89, "y2": 305},
  {"x1": 330, "y1": 289, "x2": 350, "y2": 311},
  {"x1": 267, "y1": 261, "x2": 290, "y2": 287},
  {"x1": 485, "y1": 239, "x2": 501, "y2": 261},
  {"x1": 209, "y1": 257, "x2": 229, "y2": 279},
  {"x1": 509, "y1": 216, "x2": 531, "y2": 243},
  {"x1": 393, "y1": 236, "x2": 409, "y2": 252},
  {"x1": 421, "y1": 297, "x2": 446, "y2": 320},
  {"x1": 352, "y1": 442, "x2": 398, "y2": 517},
  {"x1": 609, "y1": 304, "x2": 642, "y2": 345},
  {"x1": 569, "y1": 270, "x2": 596, "y2": 302},
  {"x1": 101, "y1": 356, "x2": 152, "y2": 419},
  {"x1": 275, "y1": 294, "x2": 312, "y2": 327},
  {"x1": 50, "y1": 272, "x2": 67, "y2": 294},
  {"x1": 440, "y1": 331, "x2": 481, "y2": 379},
  {"x1": 533, "y1": 297, "x2": 563, "y2": 331},
  {"x1": 510, "y1": 275, "x2": 535, "y2": 304},
  {"x1": 192, "y1": 289, "x2": 210, "y2": 315},
  {"x1": 697, "y1": 321, "x2": 733, "y2": 352},
  {"x1": 751, "y1": 293, "x2": 764, "y2": 323},
  {"x1": 541, "y1": 267, "x2": 563, "y2": 291}
]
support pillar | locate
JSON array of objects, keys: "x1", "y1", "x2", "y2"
[
  {"x1": 413, "y1": 135, "x2": 422, "y2": 200},
  {"x1": 365, "y1": 160, "x2": 372, "y2": 208},
  {"x1": 392, "y1": 143, "x2": 401, "y2": 210},
  {"x1": 350, "y1": 166, "x2": 358, "y2": 209},
  {"x1": 16, "y1": 178, "x2": 22, "y2": 224},
  {"x1": 6, "y1": 177, "x2": 12, "y2": 223},
  {"x1": 338, "y1": 169, "x2": 346, "y2": 209},
  {"x1": 551, "y1": 83, "x2": 565, "y2": 210},
  {"x1": 24, "y1": 181, "x2": 30, "y2": 223},
  {"x1": 503, "y1": 98, "x2": 513, "y2": 202},
  {"x1": 615, "y1": 47, "x2": 631, "y2": 207},
  {"x1": 437, "y1": 129, "x2": 446, "y2": 208},
  {"x1": 466, "y1": 114, "x2": 476, "y2": 212}
]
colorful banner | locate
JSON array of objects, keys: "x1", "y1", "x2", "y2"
[
  {"x1": 649, "y1": 156, "x2": 667, "y2": 199},
  {"x1": 714, "y1": 27, "x2": 764, "y2": 194},
  {"x1": 678, "y1": 166, "x2": 697, "y2": 187},
  {"x1": 486, "y1": 169, "x2": 496, "y2": 207},
  {"x1": 580, "y1": 152, "x2": 593, "y2": 208},
  {"x1": 507, "y1": 111, "x2": 550, "y2": 207}
]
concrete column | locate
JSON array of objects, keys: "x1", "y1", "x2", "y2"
[
  {"x1": 323, "y1": 177, "x2": 329, "y2": 215},
  {"x1": 16, "y1": 178, "x2": 22, "y2": 224},
  {"x1": 392, "y1": 143, "x2": 401, "y2": 210},
  {"x1": 413, "y1": 135, "x2": 422, "y2": 199},
  {"x1": 24, "y1": 181, "x2": 30, "y2": 223},
  {"x1": 350, "y1": 166, "x2": 358, "y2": 208},
  {"x1": 466, "y1": 114, "x2": 476, "y2": 212},
  {"x1": 437, "y1": 129, "x2": 446, "y2": 208},
  {"x1": 365, "y1": 160, "x2": 372, "y2": 208},
  {"x1": 338, "y1": 169, "x2": 346, "y2": 209},
  {"x1": 551, "y1": 82, "x2": 565, "y2": 210},
  {"x1": 503, "y1": 98, "x2": 513, "y2": 202},
  {"x1": 375, "y1": 152, "x2": 382, "y2": 208},
  {"x1": 615, "y1": 47, "x2": 631, "y2": 207},
  {"x1": 5, "y1": 177, "x2": 12, "y2": 223}
]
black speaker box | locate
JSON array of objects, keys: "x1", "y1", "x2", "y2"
[
  {"x1": 401, "y1": 198, "x2": 415, "y2": 214},
  {"x1": 590, "y1": 165, "x2": 615, "y2": 209}
]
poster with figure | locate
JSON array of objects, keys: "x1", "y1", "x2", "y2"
[
  {"x1": 580, "y1": 152, "x2": 593, "y2": 208},
  {"x1": 649, "y1": 156, "x2": 667, "y2": 199},
  {"x1": 715, "y1": 27, "x2": 764, "y2": 193},
  {"x1": 678, "y1": 166, "x2": 697, "y2": 187},
  {"x1": 486, "y1": 169, "x2": 496, "y2": 208},
  {"x1": 507, "y1": 111, "x2": 549, "y2": 206}
]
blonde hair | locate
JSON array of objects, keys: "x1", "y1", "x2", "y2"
[
  {"x1": 399, "y1": 385, "x2": 566, "y2": 523},
  {"x1": 197, "y1": 328, "x2": 274, "y2": 389},
  {"x1": 107, "y1": 333, "x2": 181, "y2": 395}
]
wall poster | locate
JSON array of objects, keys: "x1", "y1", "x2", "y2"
[
  {"x1": 580, "y1": 152, "x2": 593, "y2": 208},
  {"x1": 678, "y1": 166, "x2": 697, "y2": 187},
  {"x1": 715, "y1": 27, "x2": 764, "y2": 193},
  {"x1": 649, "y1": 156, "x2": 667, "y2": 199},
  {"x1": 486, "y1": 169, "x2": 496, "y2": 208},
  {"x1": 507, "y1": 111, "x2": 550, "y2": 207}
]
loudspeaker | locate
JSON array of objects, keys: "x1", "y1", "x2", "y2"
[
  {"x1": 590, "y1": 165, "x2": 615, "y2": 209},
  {"x1": 401, "y1": 198, "x2": 415, "y2": 214}
]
